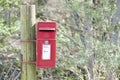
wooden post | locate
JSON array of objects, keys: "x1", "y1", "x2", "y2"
[{"x1": 20, "y1": 5, "x2": 37, "y2": 80}]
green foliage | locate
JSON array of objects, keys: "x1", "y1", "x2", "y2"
[
  {"x1": 0, "y1": 0, "x2": 20, "y2": 48},
  {"x1": 0, "y1": 0, "x2": 120, "y2": 79},
  {"x1": 52, "y1": 0, "x2": 119, "y2": 79},
  {"x1": 0, "y1": 0, "x2": 20, "y2": 79}
]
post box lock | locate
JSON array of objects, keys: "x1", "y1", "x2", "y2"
[
  {"x1": 36, "y1": 22, "x2": 56, "y2": 68},
  {"x1": 44, "y1": 40, "x2": 49, "y2": 44}
]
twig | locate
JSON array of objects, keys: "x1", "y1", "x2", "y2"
[{"x1": 14, "y1": 72, "x2": 21, "y2": 80}]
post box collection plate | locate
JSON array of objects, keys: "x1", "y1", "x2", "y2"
[{"x1": 36, "y1": 22, "x2": 56, "y2": 68}]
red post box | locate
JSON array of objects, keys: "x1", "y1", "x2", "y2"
[{"x1": 36, "y1": 22, "x2": 56, "y2": 68}]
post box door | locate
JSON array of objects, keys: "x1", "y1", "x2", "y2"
[{"x1": 36, "y1": 22, "x2": 56, "y2": 68}]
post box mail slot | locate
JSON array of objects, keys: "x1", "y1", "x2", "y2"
[
  {"x1": 36, "y1": 22, "x2": 56, "y2": 68},
  {"x1": 39, "y1": 28, "x2": 55, "y2": 31}
]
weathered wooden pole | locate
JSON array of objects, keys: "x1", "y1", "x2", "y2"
[{"x1": 20, "y1": 5, "x2": 37, "y2": 80}]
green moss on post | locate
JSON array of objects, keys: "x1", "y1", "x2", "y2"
[{"x1": 20, "y1": 5, "x2": 37, "y2": 80}]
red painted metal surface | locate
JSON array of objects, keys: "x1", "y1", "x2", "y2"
[{"x1": 36, "y1": 22, "x2": 56, "y2": 68}]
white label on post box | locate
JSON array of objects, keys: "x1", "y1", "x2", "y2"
[{"x1": 42, "y1": 44, "x2": 51, "y2": 60}]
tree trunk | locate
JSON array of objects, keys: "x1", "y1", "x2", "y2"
[
  {"x1": 84, "y1": 0, "x2": 94, "y2": 80},
  {"x1": 20, "y1": 5, "x2": 37, "y2": 80}
]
